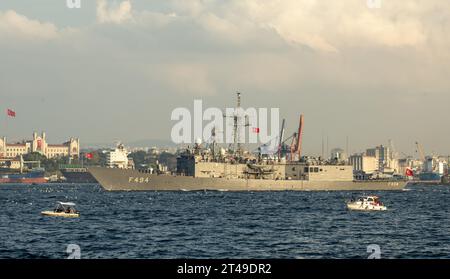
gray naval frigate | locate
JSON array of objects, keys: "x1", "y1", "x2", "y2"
[
  {"x1": 89, "y1": 161, "x2": 407, "y2": 192},
  {"x1": 89, "y1": 93, "x2": 408, "y2": 192}
]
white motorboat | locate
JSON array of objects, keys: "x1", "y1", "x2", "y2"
[{"x1": 347, "y1": 196, "x2": 387, "y2": 211}]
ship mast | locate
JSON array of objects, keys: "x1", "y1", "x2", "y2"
[
  {"x1": 222, "y1": 92, "x2": 250, "y2": 160},
  {"x1": 233, "y1": 92, "x2": 241, "y2": 157},
  {"x1": 226, "y1": 92, "x2": 246, "y2": 159},
  {"x1": 211, "y1": 127, "x2": 216, "y2": 161}
]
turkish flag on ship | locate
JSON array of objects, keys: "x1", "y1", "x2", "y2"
[
  {"x1": 406, "y1": 168, "x2": 414, "y2": 177},
  {"x1": 85, "y1": 153, "x2": 93, "y2": 159},
  {"x1": 6, "y1": 109, "x2": 16, "y2": 117},
  {"x1": 252, "y1": 127, "x2": 260, "y2": 133}
]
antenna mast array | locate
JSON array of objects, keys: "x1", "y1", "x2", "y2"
[{"x1": 224, "y1": 92, "x2": 249, "y2": 158}]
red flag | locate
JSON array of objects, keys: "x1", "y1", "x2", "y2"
[
  {"x1": 252, "y1": 127, "x2": 260, "y2": 133},
  {"x1": 85, "y1": 153, "x2": 93, "y2": 159},
  {"x1": 7, "y1": 109, "x2": 16, "y2": 117},
  {"x1": 406, "y1": 168, "x2": 414, "y2": 177}
]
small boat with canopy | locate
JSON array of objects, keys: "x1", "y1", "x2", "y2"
[{"x1": 41, "y1": 202, "x2": 80, "y2": 217}]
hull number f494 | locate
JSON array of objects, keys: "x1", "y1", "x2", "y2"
[{"x1": 128, "y1": 177, "x2": 150, "y2": 183}]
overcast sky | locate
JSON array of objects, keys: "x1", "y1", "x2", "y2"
[{"x1": 0, "y1": 0, "x2": 449, "y2": 156}]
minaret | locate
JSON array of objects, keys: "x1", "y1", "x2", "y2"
[
  {"x1": 42, "y1": 132, "x2": 46, "y2": 155},
  {"x1": 0, "y1": 137, "x2": 6, "y2": 158}
]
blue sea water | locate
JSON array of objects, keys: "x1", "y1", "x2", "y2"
[{"x1": 0, "y1": 184, "x2": 449, "y2": 259}]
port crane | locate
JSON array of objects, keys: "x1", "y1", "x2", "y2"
[
  {"x1": 415, "y1": 142, "x2": 426, "y2": 162},
  {"x1": 277, "y1": 119, "x2": 286, "y2": 161},
  {"x1": 255, "y1": 115, "x2": 304, "y2": 162},
  {"x1": 276, "y1": 115, "x2": 304, "y2": 162},
  {"x1": 290, "y1": 115, "x2": 304, "y2": 162}
]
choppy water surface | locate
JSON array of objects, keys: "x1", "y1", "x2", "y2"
[{"x1": 0, "y1": 184, "x2": 449, "y2": 259}]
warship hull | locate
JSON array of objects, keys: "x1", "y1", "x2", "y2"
[
  {"x1": 60, "y1": 169, "x2": 98, "y2": 184},
  {"x1": 88, "y1": 167, "x2": 408, "y2": 191}
]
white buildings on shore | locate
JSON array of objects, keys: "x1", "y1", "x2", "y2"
[
  {"x1": 348, "y1": 154, "x2": 379, "y2": 174},
  {"x1": 349, "y1": 143, "x2": 449, "y2": 176},
  {"x1": 423, "y1": 156, "x2": 447, "y2": 175},
  {"x1": 349, "y1": 144, "x2": 401, "y2": 175},
  {"x1": 0, "y1": 132, "x2": 80, "y2": 159}
]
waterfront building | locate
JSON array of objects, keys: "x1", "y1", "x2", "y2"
[
  {"x1": 423, "y1": 156, "x2": 447, "y2": 175},
  {"x1": 349, "y1": 154, "x2": 379, "y2": 174},
  {"x1": 0, "y1": 132, "x2": 80, "y2": 159},
  {"x1": 367, "y1": 145, "x2": 390, "y2": 172},
  {"x1": 365, "y1": 145, "x2": 400, "y2": 174}
]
